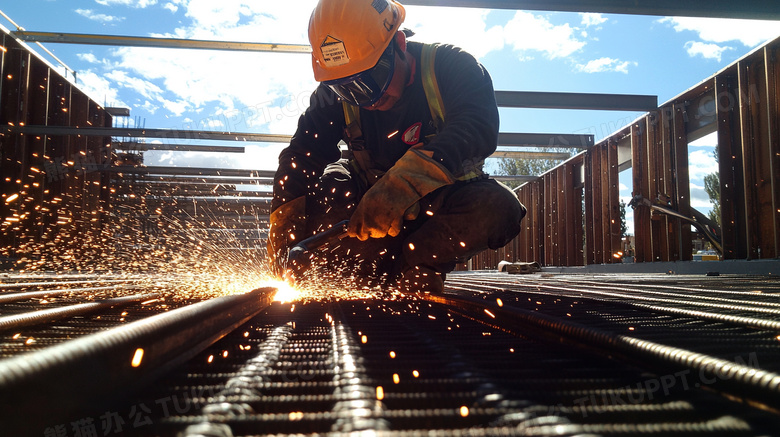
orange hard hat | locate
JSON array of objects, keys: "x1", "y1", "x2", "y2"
[{"x1": 309, "y1": 0, "x2": 406, "y2": 82}]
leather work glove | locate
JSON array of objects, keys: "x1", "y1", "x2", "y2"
[
  {"x1": 267, "y1": 196, "x2": 307, "y2": 277},
  {"x1": 348, "y1": 146, "x2": 455, "y2": 241}
]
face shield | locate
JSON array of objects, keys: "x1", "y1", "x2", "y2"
[{"x1": 323, "y1": 41, "x2": 396, "y2": 107}]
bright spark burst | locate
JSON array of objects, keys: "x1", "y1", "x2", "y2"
[
  {"x1": 2, "y1": 168, "x2": 408, "y2": 302},
  {"x1": 271, "y1": 279, "x2": 302, "y2": 303}
]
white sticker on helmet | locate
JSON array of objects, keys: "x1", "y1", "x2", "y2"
[{"x1": 320, "y1": 35, "x2": 349, "y2": 67}]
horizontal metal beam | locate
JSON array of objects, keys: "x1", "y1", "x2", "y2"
[
  {"x1": 105, "y1": 107, "x2": 131, "y2": 117},
  {"x1": 496, "y1": 91, "x2": 657, "y2": 111},
  {"x1": 491, "y1": 175, "x2": 540, "y2": 183},
  {"x1": 490, "y1": 151, "x2": 572, "y2": 160},
  {"x1": 499, "y1": 132, "x2": 594, "y2": 149},
  {"x1": 113, "y1": 142, "x2": 245, "y2": 153},
  {"x1": 126, "y1": 176, "x2": 274, "y2": 185},
  {"x1": 111, "y1": 166, "x2": 276, "y2": 178},
  {"x1": 5, "y1": 125, "x2": 292, "y2": 143},
  {"x1": 10, "y1": 31, "x2": 312, "y2": 53},
  {"x1": 128, "y1": 196, "x2": 272, "y2": 203},
  {"x1": 402, "y1": 0, "x2": 780, "y2": 20},
  {"x1": 8, "y1": 125, "x2": 593, "y2": 148}
]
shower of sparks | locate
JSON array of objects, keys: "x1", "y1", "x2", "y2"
[
  {"x1": 0, "y1": 141, "x2": 425, "y2": 303},
  {"x1": 1, "y1": 161, "x2": 408, "y2": 302}
]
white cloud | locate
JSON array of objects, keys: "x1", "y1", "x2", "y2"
[
  {"x1": 684, "y1": 41, "x2": 733, "y2": 62},
  {"x1": 688, "y1": 149, "x2": 719, "y2": 180},
  {"x1": 689, "y1": 181, "x2": 715, "y2": 209},
  {"x1": 163, "y1": 3, "x2": 178, "y2": 13},
  {"x1": 503, "y1": 11, "x2": 585, "y2": 59},
  {"x1": 403, "y1": 6, "x2": 504, "y2": 59},
  {"x1": 659, "y1": 17, "x2": 780, "y2": 47},
  {"x1": 105, "y1": 70, "x2": 164, "y2": 101},
  {"x1": 77, "y1": 53, "x2": 100, "y2": 64},
  {"x1": 140, "y1": 100, "x2": 159, "y2": 114},
  {"x1": 76, "y1": 9, "x2": 124, "y2": 23},
  {"x1": 95, "y1": 0, "x2": 158, "y2": 8},
  {"x1": 581, "y1": 13, "x2": 607, "y2": 28},
  {"x1": 160, "y1": 97, "x2": 190, "y2": 117},
  {"x1": 99, "y1": 1, "x2": 319, "y2": 131},
  {"x1": 74, "y1": 69, "x2": 126, "y2": 107},
  {"x1": 576, "y1": 57, "x2": 636, "y2": 74},
  {"x1": 205, "y1": 118, "x2": 224, "y2": 129}
]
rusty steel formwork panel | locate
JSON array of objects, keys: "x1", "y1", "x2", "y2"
[
  {"x1": 714, "y1": 43, "x2": 780, "y2": 261},
  {"x1": 716, "y1": 74, "x2": 748, "y2": 260},
  {"x1": 631, "y1": 120, "x2": 652, "y2": 263},
  {"x1": 738, "y1": 55, "x2": 777, "y2": 260},
  {"x1": 500, "y1": 36, "x2": 780, "y2": 267},
  {"x1": 514, "y1": 179, "x2": 543, "y2": 264},
  {"x1": 505, "y1": 156, "x2": 584, "y2": 268},
  {"x1": 768, "y1": 44, "x2": 780, "y2": 258},
  {"x1": 639, "y1": 103, "x2": 692, "y2": 262},
  {"x1": 0, "y1": 32, "x2": 113, "y2": 268},
  {"x1": 587, "y1": 138, "x2": 621, "y2": 264}
]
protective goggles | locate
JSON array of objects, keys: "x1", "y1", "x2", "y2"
[{"x1": 324, "y1": 42, "x2": 396, "y2": 107}]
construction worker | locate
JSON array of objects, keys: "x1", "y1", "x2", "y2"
[{"x1": 267, "y1": 0, "x2": 526, "y2": 292}]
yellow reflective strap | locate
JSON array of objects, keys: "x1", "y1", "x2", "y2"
[
  {"x1": 420, "y1": 43, "x2": 445, "y2": 132},
  {"x1": 460, "y1": 160, "x2": 486, "y2": 181},
  {"x1": 342, "y1": 101, "x2": 360, "y2": 127}
]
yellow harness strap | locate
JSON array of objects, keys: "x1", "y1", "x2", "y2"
[{"x1": 421, "y1": 43, "x2": 445, "y2": 132}]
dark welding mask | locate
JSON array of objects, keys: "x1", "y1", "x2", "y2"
[{"x1": 323, "y1": 41, "x2": 396, "y2": 107}]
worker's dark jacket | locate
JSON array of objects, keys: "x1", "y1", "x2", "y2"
[{"x1": 271, "y1": 41, "x2": 499, "y2": 212}]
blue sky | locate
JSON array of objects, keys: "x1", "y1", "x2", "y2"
[{"x1": 2, "y1": 0, "x2": 779, "y2": 232}]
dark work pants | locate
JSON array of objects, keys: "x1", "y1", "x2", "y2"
[{"x1": 305, "y1": 159, "x2": 526, "y2": 285}]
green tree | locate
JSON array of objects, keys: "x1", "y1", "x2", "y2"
[
  {"x1": 494, "y1": 148, "x2": 572, "y2": 189},
  {"x1": 619, "y1": 199, "x2": 628, "y2": 238},
  {"x1": 703, "y1": 146, "x2": 721, "y2": 227}
]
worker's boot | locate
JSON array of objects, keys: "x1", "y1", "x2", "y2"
[{"x1": 394, "y1": 266, "x2": 445, "y2": 294}]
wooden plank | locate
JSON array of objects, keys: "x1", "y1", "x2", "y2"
[
  {"x1": 583, "y1": 150, "x2": 596, "y2": 265},
  {"x1": 738, "y1": 58, "x2": 774, "y2": 260},
  {"x1": 647, "y1": 111, "x2": 663, "y2": 262},
  {"x1": 543, "y1": 172, "x2": 553, "y2": 266},
  {"x1": 673, "y1": 102, "x2": 693, "y2": 261},
  {"x1": 631, "y1": 120, "x2": 651, "y2": 263},
  {"x1": 658, "y1": 106, "x2": 674, "y2": 261},
  {"x1": 515, "y1": 187, "x2": 528, "y2": 262},
  {"x1": 597, "y1": 140, "x2": 614, "y2": 264},
  {"x1": 594, "y1": 147, "x2": 606, "y2": 263},
  {"x1": 715, "y1": 74, "x2": 746, "y2": 259},
  {"x1": 766, "y1": 45, "x2": 780, "y2": 258},
  {"x1": 533, "y1": 180, "x2": 544, "y2": 263},
  {"x1": 607, "y1": 139, "x2": 621, "y2": 262},
  {"x1": 747, "y1": 52, "x2": 776, "y2": 259},
  {"x1": 563, "y1": 161, "x2": 578, "y2": 266},
  {"x1": 554, "y1": 167, "x2": 564, "y2": 266}
]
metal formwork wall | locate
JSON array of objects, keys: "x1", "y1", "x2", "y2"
[
  {"x1": 0, "y1": 31, "x2": 113, "y2": 268},
  {"x1": 631, "y1": 103, "x2": 693, "y2": 263},
  {"x1": 492, "y1": 36, "x2": 780, "y2": 267}
]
